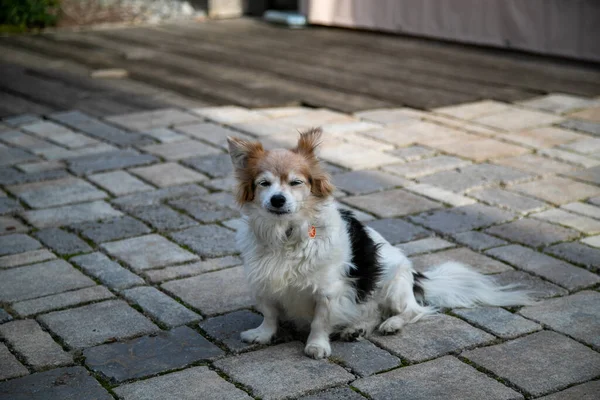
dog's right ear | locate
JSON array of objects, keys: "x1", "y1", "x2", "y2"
[{"x1": 227, "y1": 136, "x2": 264, "y2": 170}]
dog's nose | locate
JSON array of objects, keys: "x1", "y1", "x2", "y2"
[{"x1": 270, "y1": 194, "x2": 286, "y2": 208}]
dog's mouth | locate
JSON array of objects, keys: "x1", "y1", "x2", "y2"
[{"x1": 267, "y1": 208, "x2": 291, "y2": 216}]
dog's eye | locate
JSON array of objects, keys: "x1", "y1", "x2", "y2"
[
  {"x1": 290, "y1": 180, "x2": 303, "y2": 187},
  {"x1": 258, "y1": 181, "x2": 271, "y2": 187}
]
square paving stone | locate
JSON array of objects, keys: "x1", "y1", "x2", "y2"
[
  {"x1": 102, "y1": 234, "x2": 198, "y2": 271},
  {"x1": 330, "y1": 340, "x2": 400, "y2": 377},
  {"x1": 88, "y1": 171, "x2": 154, "y2": 196},
  {"x1": 175, "y1": 122, "x2": 252, "y2": 151},
  {"x1": 122, "y1": 286, "x2": 201, "y2": 327},
  {"x1": 511, "y1": 177, "x2": 600, "y2": 205},
  {"x1": 130, "y1": 162, "x2": 207, "y2": 187},
  {"x1": 462, "y1": 331, "x2": 600, "y2": 397},
  {"x1": 562, "y1": 202, "x2": 600, "y2": 220},
  {"x1": 192, "y1": 105, "x2": 266, "y2": 124},
  {"x1": 560, "y1": 137, "x2": 600, "y2": 155},
  {"x1": 144, "y1": 255, "x2": 242, "y2": 283},
  {"x1": 0, "y1": 233, "x2": 41, "y2": 256},
  {"x1": 0, "y1": 147, "x2": 37, "y2": 166},
  {"x1": 0, "y1": 167, "x2": 68, "y2": 186},
  {"x1": 126, "y1": 205, "x2": 198, "y2": 231},
  {"x1": 453, "y1": 307, "x2": 541, "y2": 339},
  {"x1": 382, "y1": 155, "x2": 471, "y2": 179},
  {"x1": 396, "y1": 237, "x2": 455, "y2": 256},
  {"x1": 71, "y1": 216, "x2": 151, "y2": 244},
  {"x1": 370, "y1": 314, "x2": 495, "y2": 362},
  {"x1": 473, "y1": 108, "x2": 564, "y2": 130},
  {"x1": 486, "y1": 245, "x2": 600, "y2": 290},
  {"x1": 0, "y1": 259, "x2": 95, "y2": 303},
  {"x1": 353, "y1": 355, "x2": 522, "y2": 400},
  {"x1": 544, "y1": 242, "x2": 600, "y2": 271},
  {"x1": 0, "y1": 319, "x2": 72, "y2": 370},
  {"x1": 410, "y1": 247, "x2": 513, "y2": 274},
  {"x1": 517, "y1": 93, "x2": 599, "y2": 114},
  {"x1": 492, "y1": 270, "x2": 568, "y2": 299},
  {"x1": 39, "y1": 300, "x2": 159, "y2": 349},
  {"x1": 0, "y1": 366, "x2": 112, "y2": 400},
  {"x1": 564, "y1": 165, "x2": 600, "y2": 186},
  {"x1": 0, "y1": 215, "x2": 28, "y2": 235},
  {"x1": 182, "y1": 153, "x2": 234, "y2": 178},
  {"x1": 106, "y1": 108, "x2": 201, "y2": 130},
  {"x1": 162, "y1": 266, "x2": 252, "y2": 315},
  {"x1": 141, "y1": 127, "x2": 188, "y2": 143},
  {"x1": 7, "y1": 177, "x2": 107, "y2": 209},
  {"x1": 319, "y1": 142, "x2": 403, "y2": 170},
  {"x1": 84, "y1": 326, "x2": 222, "y2": 383},
  {"x1": 0, "y1": 249, "x2": 55, "y2": 269},
  {"x1": 539, "y1": 148, "x2": 600, "y2": 168},
  {"x1": 485, "y1": 218, "x2": 580, "y2": 248},
  {"x1": 569, "y1": 106, "x2": 600, "y2": 122},
  {"x1": 366, "y1": 218, "x2": 430, "y2": 245},
  {"x1": 199, "y1": 310, "x2": 263, "y2": 352},
  {"x1": 0, "y1": 343, "x2": 28, "y2": 380},
  {"x1": 452, "y1": 231, "x2": 508, "y2": 251},
  {"x1": 434, "y1": 100, "x2": 512, "y2": 120},
  {"x1": 469, "y1": 188, "x2": 548, "y2": 214},
  {"x1": 12, "y1": 286, "x2": 114, "y2": 317},
  {"x1": 112, "y1": 184, "x2": 207, "y2": 209},
  {"x1": 407, "y1": 183, "x2": 477, "y2": 207},
  {"x1": 437, "y1": 137, "x2": 530, "y2": 162},
  {"x1": 342, "y1": 189, "x2": 442, "y2": 218},
  {"x1": 536, "y1": 380, "x2": 600, "y2": 400},
  {"x1": 71, "y1": 252, "x2": 145, "y2": 290},
  {"x1": 67, "y1": 150, "x2": 158, "y2": 175},
  {"x1": 22, "y1": 200, "x2": 123, "y2": 228},
  {"x1": 298, "y1": 387, "x2": 366, "y2": 400},
  {"x1": 170, "y1": 197, "x2": 239, "y2": 223},
  {"x1": 0, "y1": 197, "x2": 22, "y2": 215},
  {"x1": 214, "y1": 342, "x2": 354, "y2": 400},
  {"x1": 520, "y1": 291, "x2": 600, "y2": 348},
  {"x1": 493, "y1": 153, "x2": 577, "y2": 175},
  {"x1": 169, "y1": 224, "x2": 238, "y2": 258},
  {"x1": 532, "y1": 209, "x2": 600, "y2": 234},
  {"x1": 34, "y1": 228, "x2": 91, "y2": 255},
  {"x1": 559, "y1": 119, "x2": 600, "y2": 136},
  {"x1": 142, "y1": 139, "x2": 220, "y2": 161},
  {"x1": 332, "y1": 170, "x2": 409, "y2": 195},
  {"x1": 499, "y1": 126, "x2": 585, "y2": 149},
  {"x1": 113, "y1": 366, "x2": 252, "y2": 400},
  {"x1": 419, "y1": 163, "x2": 532, "y2": 193},
  {"x1": 409, "y1": 203, "x2": 516, "y2": 234}
]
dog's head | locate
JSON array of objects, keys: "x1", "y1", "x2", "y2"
[{"x1": 227, "y1": 128, "x2": 334, "y2": 219}]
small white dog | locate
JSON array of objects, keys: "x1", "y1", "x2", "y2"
[{"x1": 227, "y1": 128, "x2": 532, "y2": 359}]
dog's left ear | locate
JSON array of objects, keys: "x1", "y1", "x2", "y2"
[
  {"x1": 295, "y1": 128, "x2": 334, "y2": 198},
  {"x1": 295, "y1": 128, "x2": 323, "y2": 156},
  {"x1": 227, "y1": 136, "x2": 264, "y2": 170}
]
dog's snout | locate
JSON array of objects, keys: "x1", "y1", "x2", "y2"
[{"x1": 270, "y1": 194, "x2": 286, "y2": 208}]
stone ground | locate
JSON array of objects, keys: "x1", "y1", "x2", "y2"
[{"x1": 1, "y1": 97, "x2": 600, "y2": 400}]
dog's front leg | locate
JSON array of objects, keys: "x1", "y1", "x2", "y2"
[
  {"x1": 304, "y1": 294, "x2": 332, "y2": 359},
  {"x1": 241, "y1": 298, "x2": 278, "y2": 344}
]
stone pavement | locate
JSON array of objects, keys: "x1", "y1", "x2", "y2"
[{"x1": 0, "y1": 96, "x2": 599, "y2": 399}]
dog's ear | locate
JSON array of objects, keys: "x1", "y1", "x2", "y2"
[
  {"x1": 295, "y1": 128, "x2": 323, "y2": 156},
  {"x1": 227, "y1": 136, "x2": 264, "y2": 170}
]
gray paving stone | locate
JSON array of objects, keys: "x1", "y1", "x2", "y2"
[
  {"x1": 462, "y1": 331, "x2": 600, "y2": 397},
  {"x1": 0, "y1": 215, "x2": 28, "y2": 235},
  {"x1": 182, "y1": 153, "x2": 234, "y2": 178},
  {"x1": 39, "y1": 300, "x2": 159, "y2": 349},
  {"x1": 370, "y1": 314, "x2": 495, "y2": 362},
  {"x1": 409, "y1": 204, "x2": 516, "y2": 234},
  {"x1": 170, "y1": 197, "x2": 239, "y2": 223},
  {"x1": 0, "y1": 147, "x2": 37, "y2": 166},
  {"x1": 145, "y1": 255, "x2": 242, "y2": 282},
  {"x1": 332, "y1": 170, "x2": 408, "y2": 195},
  {"x1": 487, "y1": 245, "x2": 600, "y2": 290},
  {"x1": 142, "y1": 139, "x2": 220, "y2": 161},
  {"x1": 7, "y1": 177, "x2": 107, "y2": 209},
  {"x1": 176, "y1": 122, "x2": 251, "y2": 150},
  {"x1": 0, "y1": 197, "x2": 22, "y2": 215},
  {"x1": 68, "y1": 149, "x2": 158, "y2": 175},
  {"x1": 12, "y1": 285, "x2": 114, "y2": 317},
  {"x1": 214, "y1": 342, "x2": 354, "y2": 400},
  {"x1": 0, "y1": 166, "x2": 68, "y2": 185},
  {"x1": 106, "y1": 108, "x2": 201, "y2": 130},
  {"x1": 198, "y1": 191, "x2": 238, "y2": 208},
  {"x1": 330, "y1": 340, "x2": 400, "y2": 377},
  {"x1": 520, "y1": 291, "x2": 600, "y2": 348},
  {"x1": 512, "y1": 176, "x2": 600, "y2": 205},
  {"x1": 0, "y1": 343, "x2": 28, "y2": 380},
  {"x1": 365, "y1": 218, "x2": 430, "y2": 245},
  {"x1": 385, "y1": 145, "x2": 437, "y2": 161},
  {"x1": 141, "y1": 127, "x2": 188, "y2": 143},
  {"x1": 0, "y1": 319, "x2": 72, "y2": 370},
  {"x1": 0, "y1": 366, "x2": 112, "y2": 400},
  {"x1": 3, "y1": 113, "x2": 41, "y2": 127},
  {"x1": 539, "y1": 147, "x2": 600, "y2": 168},
  {"x1": 353, "y1": 355, "x2": 522, "y2": 400},
  {"x1": 453, "y1": 307, "x2": 541, "y2": 339},
  {"x1": 0, "y1": 308, "x2": 11, "y2": 323},
  {"x1": 565, "y1": 165, "x2": 600, "y2": 186},
  {"x1": 545, "y1": 242, "x2": 600, "y2": 271},
  {"x1": 122, "y1": 286, "x2": 201, "y2": 327},
  {"x1": 84, "y1": 326, "x2": 222, "y2": 383},
  {"x1": 383, "y1": 155, "x2": 471, "y2": 179},
  {"x1": 494, "y1": 153, "x2": 578, "y2": 175},
  {"x1": 0, "y1": 259, "x2": 95, "y2": 303},
  {"x1": 532, "y1": 208, "x2": 600, "y2": 234},
  {"x1": 112, "y1": 184, "x2": 208, "y2": 209},
  {"x1": 199, "y1": 310, "x2": 263, "y2": 352},
  {"x1": 113, "y1": 365, "x2": 252, "y2": 400},
  {"x1": 537, "y1": 380, "x2": 600, "y2": 400},
  {"x1": 559, "y1": 119, "x2": 600, "y2": 136},
  {"x1": 419, "y1": 163, "x2": 532, "y2": 193},
  {"x1": 0, "y1": 249, "x2": 55, "y2": 269},
  {"x1": 403, "y1": 183, "x2": 477, "y2": 206},
  {"x1": 562, "y1": 202, "x2": 600, "y2": 220},
  {"x1": 162, "y1": 266, "x2": 252, "y2": 315},
  {"x1": 88, "y1": 170, "x2": 154, "y2": 196},
  {"x1": 71, "y1": 252, "x2": 145, "y2": 290},
  {"x1": 493, "y1": 270, "x2": 568, "y2": 299},
  {"x1": 298, "y1": 387, "x2": 365, "y2": 400},
  {"x1": 169, "y1": 224, "x2": 238, "y2": 258},
  {"x1": 410, "y1": 247, "x2": 513, "y2": 274},
  {"x1": 127, "y1": 205, "x2": 198, "y2": 231},
  {"x1": 0, "y1": 233, "x2": 41, "y2": 256},
  {"x1": 396, "y1": 237, "x2": 455, "y2": 256},
  {"x1": 22, "y1": 200, "x2": 123, "y2": 228},
  {"x1": 130, "y1": 162, "x2": 208, "y2": 187},
  {"x1": 22, "y1": 121, "x2": 99, "y2": 149},
  {"x1": 34, "y1": 228, "x2": 91, "y2": 255},
  {"x1": 102, "y1": 234, "x2": 198, "y2": 271},
  {"x1": 517, "y1": 93, "x2": 599, "y2": 114},
  {"x1": 485, "y1": 218, "x2": 580, "y2": 248},
  {"x1": 452, "y1": 231, "x2": 508, "y2": 251},
  {"x1": 469, "y1": 188, "x2": 548, "y2": 214},
  {"x1": 342, "y1": 189, "x2": 442, "y2": 218},
  {"x1": 71, "y1": 216, "x2": 151, "y2": 244}
]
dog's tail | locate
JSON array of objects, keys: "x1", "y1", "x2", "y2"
[{"x1": 415, "y1": 261, "x2": 535, "y2": 308}]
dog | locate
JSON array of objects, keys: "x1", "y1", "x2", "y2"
[{"x1": 227, "y1": 128, "x2": 532, "y2": 359}]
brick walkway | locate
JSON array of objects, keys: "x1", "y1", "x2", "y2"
[{"x1": 1, "y1": 97, "x2": 599, "y2": 399}]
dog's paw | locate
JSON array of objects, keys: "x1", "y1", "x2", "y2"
[
  {"x1": 240, "y1": 328, "x2": 274, "y2": 344},
  {"x1": 378, "y1": 316, "x2": 406, "y2": 335},
  {"x1": 340, "y1": 327, "x2": 366, "y2": 342},
  {"x1": 304, "y1": 341, "x2": 331, "y2": 359}
]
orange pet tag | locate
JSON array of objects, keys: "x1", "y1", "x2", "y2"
[{"x1": 308, "y1": 225, "x2": 316, "y2": 239}]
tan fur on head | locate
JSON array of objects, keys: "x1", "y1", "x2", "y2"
[
  {"x1": 293, "y1": 128, "x2": 334, "y2": 198},
  {"x1": 227, "y1": 136, "x2": 266, "y2": 204}
]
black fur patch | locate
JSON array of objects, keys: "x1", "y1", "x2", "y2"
[
  {"x1": 339, "y1": 209, "x2": 383, "y2": 302},
  {"x1": 413, "y1": 271, "x2": 427, "y2": 299}
]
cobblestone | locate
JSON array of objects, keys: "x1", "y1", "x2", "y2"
[
  {"x1": 0, "y1": 215, "x2": 27, "y2": 235},
  {"x1": 333, "y1": 170, "x2": 408, "y2": 195},
  {"x1": 409, "y1": 204, "x2": 515, "y2": 234},
  {"x1": 126, "y1": 204, "x2": 198, "y2": 231},
  {"x1": 88, "y1": 170, "x2": 154, "y2": 196},
  {"x1": 71, "y1": 216, "x2": 151, "y2": 243},
  {"x1": 396, "y1": 237, "x2": 455, "y2": 256},
  {"x1": 121, "y1": 286, "x2": 201, "y2": 327},
  {"x1": 0, "y1": 233, "x2": 41, "y2": 256},
  {"x1": 0, "y1": 343, "x2": 28, "y2": 380},
  {"x1": 22, "y1": 200, "x2": 123, "y2": 228},
  {"x1": 34, "y1": 227, "x2": 92, "y2": 255},
  {"x1": 330, "y1": 340, "x2": 400, "y2": 377},
  {"x1": 451, "y1": 231, "x2": 508, "y2": 251},
  {"x1": 169, "y1": 224, "x2": 238, "y2": 258},
  {"x1": 544, "y1": 241, "x2": 600, "y2": 271},
  {"x1": 130, "y1": 162, "x2": 207, "y2": 187},
  {"x1": 343, "y1": 189, "x2": 442, "y2": 218},
  {"x1": 68, "y1": 149, "x2": 158, "y2": 175},
  {"x1": 12, "y1": 285, "x2": 114, "y2": 317},
  {"x1": 199, "y1": 310, "x2": 263, "y2": 352},
  {"x1": 410, "y1": 247, "x2": 513, "y2": 274},
  {"x1": 511, "y1": 177, "x2": 600, "y2": 205},
  {"x1": 71, "y1": 252, "x2": 145, "y2": 290},
  {"x1": 453, "y1": 307, "x2": 541, "y2": 339},
  {"x1": 485, "y1": 218, "x2": 580, "y2": 248},
  {"x1": 469, "y1": 188, "x2": 548, "y2": 214},
  {"x1": 0, "y1": 249, "x2": 55, "y2": 268},
  {"x1": 366, "y1": 218, "x2": 430, "y2": 244}
]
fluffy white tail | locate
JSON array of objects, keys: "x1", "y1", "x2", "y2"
[{"x1": 419, "y1": 262, "x2": 535, "y2": 308}]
